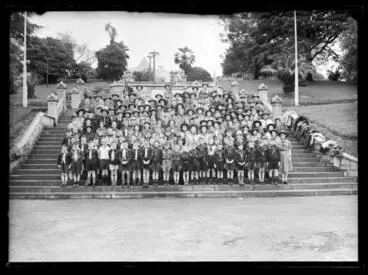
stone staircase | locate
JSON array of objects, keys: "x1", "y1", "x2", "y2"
[{"x1": 9, "y1": 111, "x2": 357, "y2": 199}]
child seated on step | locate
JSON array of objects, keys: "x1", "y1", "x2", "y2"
[{"x1": 57, "y1": 144, "x2": 71, "y2": 187}]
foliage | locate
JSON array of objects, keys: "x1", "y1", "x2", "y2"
[
  {"x1": 174, "y1": 47, "x2": 196, "y2": 75},
  {"x1": 186, "y1": 66, "x2": 213, "y2": 82},
  {"x1": 74, "y1": 62, "x2": 96, "y2": 82},
  {"x1": 339, "y1": 17, "x2": 357, "y2": 83},
  {"x1": 95, "y1": 23, "x2": 129, "y2": 81},
  {"x1": 220, "y1": 11, "x2": 351, "y2": 80},
  {"x1": 260, "y1": 54, "x2": 316, "y2": 93},
  {"x1": 95, "y1": 41, "x2": 130, "y2": 81},
  {"x1": 27, "y1": 36, "x2": 75, "y2": 84},
  {"x1": 132, "y1": 70, "x2": 151, "y2": 82},
  {"x1": 9, "y1": 12, "x2": 42, "y2": 93},
  {"x1": 327, "y1": 66, "x2": 343, "y2": 81}
]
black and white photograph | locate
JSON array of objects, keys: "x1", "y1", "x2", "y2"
[{"x1": 8, "y1": 7, "x2": 359, "y2": 263}]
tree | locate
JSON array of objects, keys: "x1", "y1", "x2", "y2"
[
  {"x1": 95, "y1": 42, "x2": 129, "y2": 81},
  {"x1": 260, "y1": 54, "x2": 316, "y2": 93},
  {"x1": 74, "y1": 62, "x2": 96, "y2": 82},
  {"x1": 132, "y1": 70, "x2": 150, "y2": 82},
  {"x1": 27, "y1": 36, "x2": 76, "y2": 83},
  {"x1": 187, "y1": 66, "x2": 213, "y2": 82},
  {"x1": 220, "y1": 11, "x2": 351, "y2": 81},
  {"x1": 339, "y1": 17, "x2": 357, "y2": 83},
  {"x1": 9, "y1": 12, "x2": 42, "y2": 93},
  {"x1": 96, "y1": 23, "x2": 129, "y2": 81},
  {"x1": 174, "y1": 46, "x2": 195, "y2": 75},
  {"x1": 105, "y1": 23, "x2": 118, "y2": 45}
]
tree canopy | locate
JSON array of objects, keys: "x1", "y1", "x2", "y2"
[
  {"x1": 221, "y1": 11, "x2": 353, "y2": 80},
  {"x1": 186, "y1": 66, "x2": 213, "y2": 82},
  {"x1": 174, "y1": 47, "x2": 196, "y2": 75}
]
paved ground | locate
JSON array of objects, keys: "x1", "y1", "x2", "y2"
[{"x1": 9, "y1": 196, "x2": 357, "y2": 262}]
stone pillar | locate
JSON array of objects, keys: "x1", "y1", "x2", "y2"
[
  {"x1": 76, "y1": 78, "x2": 85, "y2": 102},
  {"x1": 271, "y1": 95, "x2": 283, "y2": 119},
  {"x1": 47, "y1": 92, "x2": 59, "y2": 123},
  {"x1": 231, "y1": 80, "x2": 240, "y2": 100},
  {"x1": 71, "y1": 87, "x2": 81, "y2": 109},
  {"x1": 56, "y1": 81, "x2": 67, "y2": 112},
  {"x1": 257, "y1": 83, "x2": 269, "y2": 103}
]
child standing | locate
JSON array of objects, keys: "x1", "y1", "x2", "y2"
[
  {"x1": 235, "y1": 143, "x2": 246, "y2": 185},
  {"x1": 278, "y1": 130, "x2": 293, "y2": 184},
  {"x1": 256, "y1": 140, "x2": 268, "y2": 184},
  {"x1": 162, "y1": 142, "x2": 172, "y2": 185},
  {"x1": 84, "y1": 140, "x2": 98, "y2": 187},
  {"x1": 142, "y1": 140, "x2": 153, "y2": 187},
  {"x1": 214, "y1": 143, "x2": 225, "y2": 184},
  {"x1": 151, "y1": 140, "x2": 162, "y2": 186},
  {"x1": 171, "y1": 143, "x2": 182, "y2": 185},
  {"x1": 57, "y1": 144, "x2": 71, "y2": 187},
  {"x1": 119, "y1": 141, "x2": 132, "y2": 187},
  {"x1": 224, "y1": 144, "x2": 236, "y2": 185},
  {"x1": 131, "y1": 141, "x2": 142, "y2": 186},
  {"x1": 98, "y1": 138, "x2": 111, "y2": 186},
  {"x1": 109, "y1": 141, "x2": 120, "y2": 186},
  {"x1": 181, "y1": 144, "x2": 191, "y2": 185},
  {"x1": 207, "y1": 138, "x2": 217, "y2": 183},
  {"x1": 70, "y1": 142, "x2": 83, "y2": 187},
  {"x1": 266, "y1": 141, "x2": 281, "y2": 185},
  {"x1": 246, "y1": 141, "x2": 257, "y2": 184}
]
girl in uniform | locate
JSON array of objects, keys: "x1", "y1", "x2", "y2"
[
  {"x1": 278, "y1": 130, "x2": 293, "y2": 184},
  {"x1": 84, "y1": 140, "x2": 98, "y2": 187},
  {"x1": 57, "y1": 144, "x2": 71, "y2": 187},
  {"x1": 235, "y1": 143, "x2": 247, "y2": 185},
  {"x1": 180, "y1": 143, "x2": 191, "y2": 185},
  {"x1": 109, "y1": 141, "x2": 120, "y2": 186}
]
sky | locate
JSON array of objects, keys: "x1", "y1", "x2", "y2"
[{"x1": 31, "y1": 11, "x2": 228, "y2": 77}]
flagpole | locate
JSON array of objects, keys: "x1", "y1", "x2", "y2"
[
  {"x1": 294, "y1": 10, "x2": 299, "y2": 106},
  {"x1": 22, "y1": 11, "x2": 28, "y2": 108}
]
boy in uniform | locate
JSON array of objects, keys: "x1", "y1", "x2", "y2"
[
  {"x1": 162, "y1": 142, "x2": 172, "y2": 185},
  {"x1": 131, "y1": 141, "x2": 142, "y2": 186},
  {"x1": 235, "y1": 143, "x2": 247, "y2": 185},
  {"x1": 119, "y1": 140, "x2": 132, "y2": 187},
  {"x1": 84, "y1": 140, "x2": 98, "y2": 187},
  {"x1": 57, "y1": 144, "x2": 71, "y2": 187},
  {"x1": 142, "y1": 139, "x2": 153, "y2": 187},
  {"x1": 266, "y1": 141, "x2": 281, "y2": 184},
  {"x1": 151, "y1": 140, "x2": 162, "y2": 186},
  {"x1": 214, "y1": 143, "x2": 225, "y2": 184}
]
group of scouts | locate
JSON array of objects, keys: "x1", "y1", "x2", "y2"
[{"x1": 57, "y1": 87, "x2": 293, "y2": 188}]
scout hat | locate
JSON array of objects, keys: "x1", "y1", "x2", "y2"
[
  {"x1": 186, "y1": 109, "x2": 194, "y2": 115},
  {"x1": 175, "y1": 103, "x2": 184, "y2": 110},
  {"x1": 196, "y1": 107, "x2": 204, "y2": 113},
  {"x1": 76, "y1": 108, "x2": 85, "y2": 115},
  {"x1": 279, "y1": 130, "x2": 288, "y2": 137},
  {"x1": 180, "y1": 123, "x2": 189, "y2": 131},
  {"x1": 205, "y1": 110, "x2": 213, "y2": 116},
  {"x1": 252, "y1": 120, "x2": 262, "y2": 128},
  {"x1": 266, "y1": 123, "x2": 276, "y2": 131},
  {"x1": 102, "y1": 108, "x2": 109, "y2": 114},
  {"x1": 158, "y1": 98, "x2": 167, "y2": 106},
  {"x1": 270, "y1": 129, "x2": 278, "y2": 136}
]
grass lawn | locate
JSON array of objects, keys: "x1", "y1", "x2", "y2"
[
  {"x1": 218, "y1": 79, "x2": 357, "y2": 106},
  {"x1": 285, "y1": 103, "x2": 358, "y2": 158}
]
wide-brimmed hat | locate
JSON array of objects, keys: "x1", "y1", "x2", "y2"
[
  {"x1": 76, "y1": 108, "x2": 85, "y2": 115},
  {"x1": 196, "y1": 107, "x2": 204, "y2": 113},
  {"x1": 279, "y1": 130, "x2": 288, "y2": 137},
  {"x1": 152, "y1": 90, "x2": 164, "y2": 99},
  {"x1": 186, "y1": 109, "x2": 194, "y2": 115},
  {"x1": 252, "y1": 120, "x2": 262, "y2": 127},
  {"x1": 266, "y1": 123, "x2": 276, "y2": 131},
  {"x1": 180, "y1": 123, "x2": 189, "y2": 131},
  {"x1": 158, "y1": 98, "x2": 167, "y2": 105},
  {"x1": 270, "y1": 129, "x2": 278, "y2": 136},
  {"x1": 111, "y1": 93, "x2": 120, "y2": 98},
  {"x1": 205, "y1": 110, "x2": 213, "y2": 116}
]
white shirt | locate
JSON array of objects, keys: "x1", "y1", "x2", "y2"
[{"x1": 99, "y1": 146, "x2": 110, "y2": 159}]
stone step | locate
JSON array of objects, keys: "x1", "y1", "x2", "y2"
[
  {"x1": 14, "y1": 168, "x2": 60, "y2": 174},
  {"x1": 291, "y1": 167, "x2": 340, "y2": 172},
  {"x1": 9, "y1": 183, "x2": 358, "y2": 193},
  {"x1": 9, "y1": 177, "x2": 357, "y2": 186},
  {"x1": 293, "y1": 162, "x2": 328, "y2": 167},
  {"x1": 288, "y1": 171, "x2": 345, "y2": 178},
  {"x1": 32, "y1": 150, "x2": 60, "y2": 154},
  {"x1": 9, "y1": 188, "x2": 357, "y2": 199},
  {"x1": 39, "y1": 136, "x2": 65, "y2": 141},
  {"x1": 24, "y1": 160, "x2": 55, "y2": 165},
  {"x1": 291, "y1": 153, "x2": 315, "y2": 157},
  {"x1": 29, "y1": 154, "x2": 58, "y2": 159},
  {"x1": 37, "y1": 140, "x2": 63, "y2": 145}
]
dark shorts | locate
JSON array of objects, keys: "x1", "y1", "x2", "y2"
[
  {"x1": 131, "y1": 161, "x2": 142, "y2": 171},
  {"x1": 119, "y1": 161, "x2": 130, "y2": 172},
  {"x1": 172, "y1": 160, "x2": 181, "y2": 172},
  {"x1": 181, "y1": 161, "x2": 190, "y2": 172},
  {"x1": 99, "y1": 159, "x2": 109, "y2": 170},
  {"x1": 85, "y1": 159, "x2": 97, "y2": 171},
  {"x1": 199, "y1": 157, "x2": 208, "y2": 170},
  {"x1": 151, "y1": 161, "x2": 161, "y2": 171},
  {"x1": 215, "y1": 161, "x2": 224, "y2": 171},
  {"x1": 224, "y1": 161, "x2": 235, "y2": 170},
  {"x1": 208, "y1": 155, "x2": 216, "y2": 169},
  {"x1": 70, "y1": 160, "x2": 82, "y2": 174},
  {"x1": 60, "y1": 163, "x2": 69, "y2": 173},
  {"x1": 268, "y1": 161, "x2": 279, "y2": 169}
]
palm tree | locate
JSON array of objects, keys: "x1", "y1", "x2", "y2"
[
  {"x1": 260, "y1": 54, "x2": 316, "y2": 93},
  {"x1": 174, "y1": 47, "x2": 195, "y2": 75},
  {"x1": 105, "y1": 23, "x2": 117, "y2": 45}
]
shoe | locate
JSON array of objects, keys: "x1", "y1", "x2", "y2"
[
  {"x1": 84, "y1": 181, "x2": 89, "y2": 187},
  {"x1": 284, "y1": 181, "x2": 288, "y2": 184},
  {"x1": 92, "y1": 184, "x2": 95, "y2": 188}
]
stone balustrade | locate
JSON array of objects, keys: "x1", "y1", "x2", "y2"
[
  {"x1": 47, "y1": 90, "x2": 65, "y2": 124},
  {"x1": 10, "y1": 112, "x2": 54, "y2": 173}
]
